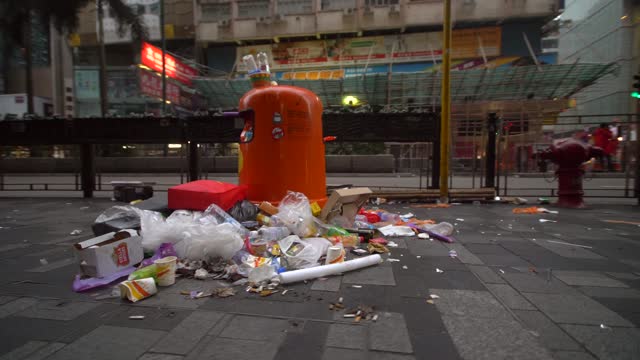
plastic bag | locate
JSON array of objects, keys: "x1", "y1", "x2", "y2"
[
  {"x1": 229, "y1": 200, "x2": 258, "y2": 222},
  {"x1": 180, "y1": 222, "x2": 244, "y2": 261},
  {"x1": 94, "y1": 205, "x2": 139, "y2": 223},
  {"x1": 136, "y1": 206, "x2": 245, "y2": 261},
  {"x1": 276, "y1": 191, "x2": 316, "y2": 237},
  {"x1": 198, "y1": 203, "x2": 249, "y2": 237},
  {"x1": 278, "y1": 235, "x2": 330, "y2": 270}
]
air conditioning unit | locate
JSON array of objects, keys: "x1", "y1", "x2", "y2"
[
  {"x1": 274, "y1": 14, "x2": 285, "y2": 21},
  {"x1": 389, "y1": 5, "x2": 400, "y2": 14}
]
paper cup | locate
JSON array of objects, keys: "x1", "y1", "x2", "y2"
[
  {"x1": 154, "y1": 256, "x2": 177, "y2": 286},
  {"x1": 325, "y1": 245, "x2": 345, "y2": 265},
  {"x1": 119, "y1": 278, "x2": 157, "y2": 303}
]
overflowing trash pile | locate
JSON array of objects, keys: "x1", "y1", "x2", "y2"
[{"x1": 71, "y1": 181, "x2": 455, "y2": 305}]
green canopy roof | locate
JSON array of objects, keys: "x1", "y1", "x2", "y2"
[{"x1": 193, "y1": 63, "x2": 618, "y2": 109}]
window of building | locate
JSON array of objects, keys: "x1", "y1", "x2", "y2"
[
  {"x1": 364, "y1": 0, "x2": 399, "y2": 6},
  {"x1": 201, "y1": 3, "x2": 231, "y2": 22},
  {"x1": 237, "y1": 0, "x2": 270, "y2": 18},
  {"x1": 277, "y1": 0, "x2": 313, "y2": 15},
  {"x1": 321, "y1": 0, "x2": 357, "y2": 11}
]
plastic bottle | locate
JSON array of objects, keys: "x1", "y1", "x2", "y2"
[
  {"x1": 256, "y1": 52, "x2": 270, "y2": 73},
  {"x1": 327, "y1": 226, "x2": 350, "y2": 236},
  {"x1": 421, "y1": 222, "x2": 454, "y2": 236},
  {"x1": 242, "y1": 54, "x2": 258, "y2": 73},
  {"x1": 326, "y1": 235, "x2": 362, "y2": 248},
  {"x1": 258, "y1": 226, "x2": 291, "y2": 241}
]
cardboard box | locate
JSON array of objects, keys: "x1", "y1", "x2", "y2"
[
  {"x1": 73, "y1": 230, "x2": 144, "y2": 278},
  {"x1": 320, "y1": 187, "x2": 373, "y2": 223}
]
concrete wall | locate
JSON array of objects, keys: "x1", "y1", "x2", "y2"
[{"x1": 0, "y1": 155, "x2": 395, "y2": 173}]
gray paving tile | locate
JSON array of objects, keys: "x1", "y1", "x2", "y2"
[
  {"x1": 0, "y1": 296, "x2": 18, "y2": 306},
  {"x1": 24, "y1": 258, "x2": 75, "y2": 273},
  {"x1": 185, "y1": 337, "x2": 279, "y2": 360},
  {"x1": 46, "y1": 326, "x2": 166, "y2": 360},
  {"x1": 14, "y1": 299, "x2": 99, "y2": 321},
  {"x1": 0, "y1": 298, "x2": 38, "y2": 319},
  {"x1": 139, "y1": 354, "x2": 185, "y2": 360},
  {"x1": 326, "y1": 324, "x2": 367, "y2": 350},
  {"x1": 370, "y1": 352, "x2": 416, "y2": 360},
  {"x1": 536, "y1": 240, "x2": 605, "y2": 259},
  {"x1": 134, "y1": 279, "x2": 211, "y2": 309},
  {"x1": 475, "y1": 253, "x2": 531, "y2": 267},
  {"x1": 445, "y1": 243, "x2": 484, "y2": 265},
  {"x1": 551, "y1": 351, "x2": 597, "y2": 360},
  {"x1": 523, "y1": 293, "x2": 634, "y2": 327},
  {"x1": 151, "y1": 311, "x2": 225, "y2": 355},
  {"x1": 553, "y1": 271, "x2": 629, "y2": 288},
  {"x1": 578, "y1": 286, "x2": 640, "y2": 298},
  {"x1": 486, "y1": 284, "x2": 535, "y2": 310},
  {"x1": 321, "y1": 348, "x2": 366, "y2": 360},
  {"x1": 561, "y1": 325, "x2": 640, "y2": 360},
  {"x1": 343, "y1": 265, "x2": 396, "y2": 286},
  {"x1": 0, "y1": 341, "x2": 48, "y2": 360},
  {"x1": 369, "y1": 312, "x2": 413, "y2": 354},
  {"x1": 405, "y1": 239, "x2": 450, "y2": 257},
  {"x1": 442, "y1": 315, "x2": 553, "y2": 360},
  {"x1": 502, "y1": 273, "x2": 576, "y2": 294},
  {"x1": 513, "y1": 310, "x2": 582, "y2": 351},
  {"x1": 219, "y1": 315, "x2": 294, "y2": 341},
  {"x1": 468, "y1": 265, "x2": 505, "y2": 284},
  {"x1": 0, "y1": 243, "x2": 30, "y2": 253},
  {"x1": 311, "y1": 276, "x2": 342, "y2": 292},
  {"x1": 430, "y1": 289, "x2": 510, "y2": 319},
  {"x1": 20, "y1": 342, "x2": 65, "y2": 360},
  {"x1": 605, "y1": 272, "x2": 640, "y2": 280}
]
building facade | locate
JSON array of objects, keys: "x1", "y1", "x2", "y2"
[{"x1": 557, "y1": 0, "x2": 640, "y2": 117}]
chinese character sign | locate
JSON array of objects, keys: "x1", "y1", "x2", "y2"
[{"x1": 141, "y1": 42, "x2": 198, "y2": 86}]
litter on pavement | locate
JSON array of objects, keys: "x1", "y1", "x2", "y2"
[{"x1": 68, "y1": 181, "x2": 461, "y2": 305}]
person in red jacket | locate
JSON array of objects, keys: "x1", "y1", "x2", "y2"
[{"x1": 592, "y1": 123, "x2": 613, "y2": 171}]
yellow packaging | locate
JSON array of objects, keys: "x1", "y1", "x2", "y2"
[{"x1": 310, "y1": 202, "x2": 322, "y2": 217}]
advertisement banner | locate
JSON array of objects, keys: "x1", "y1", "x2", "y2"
[
  {"x1": 97, "y1": 0, "x2": 161, "y2": 44},
  {"x1": 138, "y1": 70, "x2": 180, "y2": 104},
  {"x1": 141, "y1": 42, "x2": 198, "y2": 86},
  {"x1": 237, "y1": 27, "x2": 501, "y2": 71},
  {"x1": 75, "y1": 69, "x2": 100, "y2": 99}
]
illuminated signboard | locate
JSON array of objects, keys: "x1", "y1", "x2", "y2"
[{"x1": 141, "y1": 42, "x2": 197, "y2": 86}]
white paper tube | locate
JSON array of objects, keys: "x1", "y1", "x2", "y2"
[{"x1": 279, "y1": 254, "x2": 382, "y2": 284}]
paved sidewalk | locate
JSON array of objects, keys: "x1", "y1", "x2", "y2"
[{"x1": 0, "y1": 198, "x2": 639, "y2": 360}]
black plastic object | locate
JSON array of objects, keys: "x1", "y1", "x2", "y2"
[
  {"x1": 228, "y1": 200, "x2": 258, "y2": 222},
  {"x1": 113, "y1": 184, "x2": 154, "y2": 202}
]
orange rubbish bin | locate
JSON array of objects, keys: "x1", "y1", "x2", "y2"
[{"x1": 237, "y1": 54, "x2": 327, "y2": 206}]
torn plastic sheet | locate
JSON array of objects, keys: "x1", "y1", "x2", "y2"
[
  {"x1": 72, "y1": 266, "x2": 136, "y2": 292},
  {"x1": 378, "y1": 225, "x2": 415, "y2": 237}
]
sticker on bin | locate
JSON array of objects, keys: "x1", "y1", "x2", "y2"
[
  {"x1": 119, "y1": 278, "x2": 157, "y2": 303},
  {"x1": 272, "y1": 127, "x2": 284, "y2": 140}
]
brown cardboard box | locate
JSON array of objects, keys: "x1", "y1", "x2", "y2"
[{"x1": 320, "y1": 188, "x2": 373, "y2": 223}]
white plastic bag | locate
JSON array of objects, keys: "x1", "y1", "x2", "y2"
[
  {"x1": 180, "y1": 222, "x2": 244, "y2": 261},
  {"x1": 278, "y1": 235, "x2": 331, "y2": 270},
  {"x1": 276, "y1": 191, "x2": 316, "y2": 237},
  {"x1": 94, "y1": 205, "x2": 139, "y2": 223}
]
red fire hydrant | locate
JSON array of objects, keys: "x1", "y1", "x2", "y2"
[{"x1": 538, "y1": 138, "x2": 603, "y2": 209}]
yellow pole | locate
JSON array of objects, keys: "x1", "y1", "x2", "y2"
[{"x1": 439, "y1": 0, "x2": 452, "y2": 202}]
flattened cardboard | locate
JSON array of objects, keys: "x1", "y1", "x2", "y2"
[
  {"x1": 320, "y1": 187, "x2": 372, "y2": 223},
  {"x1": 73, "y1": 229, "x2": 144, "y2": 278}
]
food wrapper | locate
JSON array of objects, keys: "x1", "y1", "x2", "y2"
[{"x1": 119, "y1": 278, "x2": 157, "y2": 302}]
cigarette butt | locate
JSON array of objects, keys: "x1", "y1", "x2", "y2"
[
  {"x1": 372, "y1": 314, "x2": 379, "y2": 321},
  {"x1": 129, "y1": 315, "x2": 145, "y2": 320},
  {"x1": 329, "y1": 304, "x2": 334, "y2": 310},
  {"x1": 335, "y1": 303, "x2": 344, "y2": 309},
  {"x1": 343, "y1": 314, "x2": 356, "y2": 318},
  {"x1": 282, "y1": 289, "x2": 289, "y2": 295},
  {"x1": 338, "y1": 297, "x2": 343, "y2": 303},
  {"x1": 354, "y1": 315, "x2": 362, "y2": 322}
]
